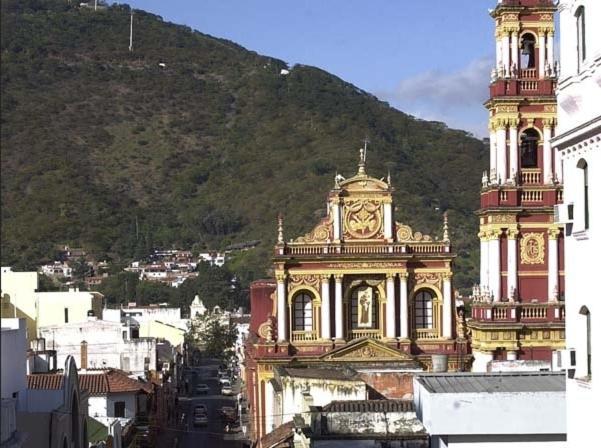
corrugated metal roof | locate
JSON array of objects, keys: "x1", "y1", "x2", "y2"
[
  {"x1": 323, "y1": 400, "x2": 414, "y2": 413},
  {"x1": 416, "y1": 372, "x2": 565, "y2": 394}
]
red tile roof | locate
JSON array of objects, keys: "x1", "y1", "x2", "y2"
[
  {"x1": 259, "y1": 421, "x2": 295, "y2": 448},
  {"x1": 28, "y1": 369, "x2": 154, "y2": 396}
]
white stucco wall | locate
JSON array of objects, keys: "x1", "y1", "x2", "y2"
[
  {"x1": 433, "y1": 434, "x2": 566, "y2": 448},
  {"x1": 554, "y1": 3, "x2": 600, "y2": 448},
  {"x1": 36, "y1": 291, "x2": 103, "y2": 329},
  {"x1": 38, "y1": 320, "x2": 156, "y2": 375},
  {"x1": 0, "y1": 319, "x2": 28, "y2": 409},
  {"x1": 413, "y1": 384, "x2": 566, "y2": 436},
  {"x1": 280, "y1": 377, "x2": 366, "y2": 427}
]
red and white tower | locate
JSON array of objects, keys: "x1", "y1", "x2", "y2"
[{"x1": 469, "y1": 0, "x2": 565, "y2": 371}]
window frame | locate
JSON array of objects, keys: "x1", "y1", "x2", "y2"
[
  {"x1": 576, "y1": 6, "x2": 586, "y2": 72},
  {"x1": 414, "y1": 290, "x2": 434, "y2": 329},
  {"x1": 292, "y1": 292, "x2": 313, "y2": 332},
  {"x1": 114, "y1": 401, "x2": 126, "y2": 418}
]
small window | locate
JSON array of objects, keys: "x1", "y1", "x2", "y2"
[
  {"x1": 576, "y1": 6, "x2": 586, "y2": 71},
  {"x1": 64, "y1": 308, "x2": 69, "y2": 323},
  {"x1": 415, "y1": 290, "x2": 434, "y2": 329},
  {"x1": 293, "y1": 293, "x2": 313, "y2": 331},
  {"x1": 577, "y1": 159, "x2": 589, "y2": 230},
  {"x1": 580, "y1": 306, "x2": 591, "y2": 377},
  {"x1": 114, "y1": 401, "x2": 126, "y2": 418},
  {"x1": 520, "y1": 129, "x2": 539, "y2": 168}
]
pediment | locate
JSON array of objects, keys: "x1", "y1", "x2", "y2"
[
  {"x1": 320, "y1": 338, "x2": 413, "y2": 362},
  {"x1": 339, "y1": 175, "x2": 390, "y2": 192}
]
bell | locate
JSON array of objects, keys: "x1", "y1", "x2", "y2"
[{"x1": 521, "y1": 44, "x2": 532, "y2": 55}]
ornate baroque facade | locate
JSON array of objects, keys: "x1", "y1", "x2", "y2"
[
  {"x1": 245, "y1": 151, "x2": 468, "y2": 442},
  {"x1": 469, "y1": 0, "x2": 565, "y2": 371}
]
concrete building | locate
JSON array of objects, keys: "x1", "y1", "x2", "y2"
[
  {"x1": 38, "y1": 319, "x2": 156, "y2": 376},
  {"x1": 1, "y1": 267, "x2": 103, "y2": 341},
  {"x1": 413, "y1": 372, "x2": 566, "y2": 447},
  {"x1": 552, "y1": 1, "x2": 600, "y2": 446},
  {"x1": 19, "y1": 356, "x2": 89, "y2": 448},
  {"x1": 1, "y1": 318, "x2": 29, "y2": 447}
]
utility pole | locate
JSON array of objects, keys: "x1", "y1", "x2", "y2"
[{"x1": 129, "y1": 11, "x2": 134, "y2": 52}]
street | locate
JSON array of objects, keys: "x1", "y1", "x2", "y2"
[{"x1": 158, "y1": 359, "x2": 246, "y2": 447}]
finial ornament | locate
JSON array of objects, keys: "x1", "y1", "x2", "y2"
[
  {"x1": 387, "y1": 170, "x2": 391, "y2": 186},
  {"x1": 443, "y1": 211, "x2": 450, "y2": 243},
  {"x1": 277, "y1": 213, "x2": 284, "y2": 245},
  {"x1": 358, "y1": 137, "x2": 369, "y2": 175}
]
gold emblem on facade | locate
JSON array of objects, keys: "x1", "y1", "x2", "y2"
[
  {"x1": 520, "y1": 233, "x2": 545, "y2": 265},
  {"x1": 343, "y1": 200, "x2": 382, "y2": 239}
]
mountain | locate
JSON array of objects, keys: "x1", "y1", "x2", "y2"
[{"x1": 0, "y1": 0, "x2": 487, "y2": 289}]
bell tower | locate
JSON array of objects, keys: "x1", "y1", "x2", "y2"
[{"x1": 469, "y1": 0, "x2": 565, "y2": 371}]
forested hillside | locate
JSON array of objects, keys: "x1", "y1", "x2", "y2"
[{"x1": 1, "y1": 0, "x2": 487, "y2": 289}]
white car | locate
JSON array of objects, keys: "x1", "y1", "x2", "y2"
[
  {"x1": 221, "y1": 384, "x2": 233, "y2": 396},
  {"x1": 193, "y1": 413, "x2": 208, "y2": 427},
  {"x1": 219, "y1": 376, "x2": 231, "y2": 385}
]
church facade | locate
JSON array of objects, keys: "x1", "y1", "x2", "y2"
[
  {"x1": 468, "y1": 0, "x2": 565, "y2": 371},
  {"x1": 245, "y1": 151, "x2": 468, "y2": 442}
]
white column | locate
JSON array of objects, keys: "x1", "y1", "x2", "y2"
[
  {"x1": 496, "y1": 125, "x2": 507, "y2": 184},
  {"x1": 399, "y1": 274, "x2": 409, "y2": 339},
  {"x1": 538, "y1": 33, "x2": 546, "y2": 78},
  {"x1": 548, "y1": 229, "x2": 560, "y2": 301},
  {"x1": 555, "y1": 146, "x2": 563, "y2": 183},
  {"x1": 496, "y1": 37, "x2": 503, "y2": 70},
  {"x1": 543, "y1": 124, "x2": 553, "y2": 183},
  {"x1": 442, "y1": 274, "x2": 453, "y2": 339},
  {"x1": 509, "y1": 123, "x2": 518, "y2": 182},
  {"x1": 479, "y1": 231, "x2": 489, "y2": 288},
  {"x1": 385, "y1": 274, "x2": 396, "y2": 339},
  {"x1": 383, "y1": 202, "x2": 393, "y2": 240},
  {"x1": 547, "y1": 32, "x2": 554, "y2": 70},
  {"x1": 502, "y1": 33, "x2": 510, "y2": 76},
  {"x1": 488, "y1": 231, "x2": 501, "y2": 301},
  {"x1": 334, "y1": 275, "x2": 343, "y2": 340},
  {"x1": 507, "y1": 229, "x2": 518, "y2": 301},
  {"x1": 511, "y1": 31, "x2": 519, "y2": 74},
  {"x1": 332, "y1": 200, "x2": 341, "y2": 241},
  {"x1": 489, "y1": 127, "x2": 497, "y2": 181},
  {"x1": 276, "y1": 274, "x2": 287, "y2": 342},
  {"x1": 320, "y1": 275, "x2": 331, "y2": 339}
]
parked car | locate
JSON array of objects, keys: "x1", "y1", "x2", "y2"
[
  {"x1": 194, "y1": 404, "x2": 208, "y2": 415},
  {"x1": 193, "y1": 413, "x2": 208, "y2": 427},
  {"x1": 219, "y1": 376, "x2": 231, "y2": 386},
  {"x1": 221, "y1": 384, "x2": 233, "y2": 396},
  {"x1": 195, "y1": 384, "x2": 209, "y2": 395},
  {"x1": 219, "y1": 406, "x2": 237, "y2": 423}
]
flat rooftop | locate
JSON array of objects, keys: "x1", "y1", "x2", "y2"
[{"x1": 416, "y1": 371, "x2": 565, "y2": 394}]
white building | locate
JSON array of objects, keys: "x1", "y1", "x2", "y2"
[
  {"x1": 189, "y1": 295, "x2": 207, "y2": 318},
  {"x1": 1, "y1": 318, "x2": 28, "y2": 447},
  {"x1": 552, "y1": 2, "x2": 600, "y2": 447},
  {"x1": 198, "y1": 252, "x2": 225, "y2": 267},
  {"x1": 1, "y1": 267, "x2": 104, "y2": 340},
  {"x1": 263, "y1": 367, "x2": 367, "y2": 436},
  {"x1": 413, "y1": 372, "x2": 566, "y2": 448},
  {"x1": 39, "y1": 262, "x2": 72, "y2": 279},
  {"x1": 38, "y1": 319, "x2": 156, "y2": 376}
]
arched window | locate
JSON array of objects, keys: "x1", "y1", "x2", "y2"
[
  {"x1": 577, "y1": 159, "x2": 589, "y2": 230},
  {"x1": 293, "y1": 293, "x2": 313, "y2": 331},
  {"x1": 576, "y1": 6, "x2": 586, "y2": 71},
  {"x1": 580, "y1": 305, "x2": 591, "y2": 377},
  {"x1": 350, "y1": 286, "x2": 379, "y2": 329},
  {"x1": 415, "y1": 290, "x2": 434, "y2": 329},
  {"x1": 520, "y1": 129, "x2": 539, "y2": 168},
  {"x1": 520, "y1": 33, "x2": 536, "y2": 69}
]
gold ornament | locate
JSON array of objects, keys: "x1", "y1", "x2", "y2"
[
  {"x1": 520, "y1": 233, "x2": 545, "y2": 264},
  {"x1": 343, "y1": 200, "x2": 383, "y2": 239}
]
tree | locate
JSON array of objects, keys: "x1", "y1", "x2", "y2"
[{"x1": 185, "y1": 312, "x2": 238, "y2": 361}]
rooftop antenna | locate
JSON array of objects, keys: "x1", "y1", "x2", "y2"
[{"x1": 129, "y1": 11, "x2": 134, "y2": 52}]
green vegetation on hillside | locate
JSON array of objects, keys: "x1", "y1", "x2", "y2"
[{"x1": 1, "y1": 0, "x2": 486, "y2": 292}]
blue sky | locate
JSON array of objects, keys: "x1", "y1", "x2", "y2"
[{"x1": 124, "y1": 0, "x2": 500, "y2": 137}]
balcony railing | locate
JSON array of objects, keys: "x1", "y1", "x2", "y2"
[
  {"x1": 413, "y1": 328, "x2": 439, "y2": 340},
  {"x1": 291, "y1": 330, "x2": 319, "y2": 342},
  {"x1": 471, "y1": 301, "x2": 565, "y2": 324},
  {"x1": 349, "y1": 329, "x2": 382, "y2": 340},
  {"x1": 520, "y1": 68, "x2": 537, "y2": 79},
  {"x1": 520, "y1": 169, "x2": 541, "y2": 185},
  {"x1": 521, "y1": 189, "x2": 544, "y2": 202},
  {"x1": 281, "y1": 241, "x2": 449, "y2": 257}
]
